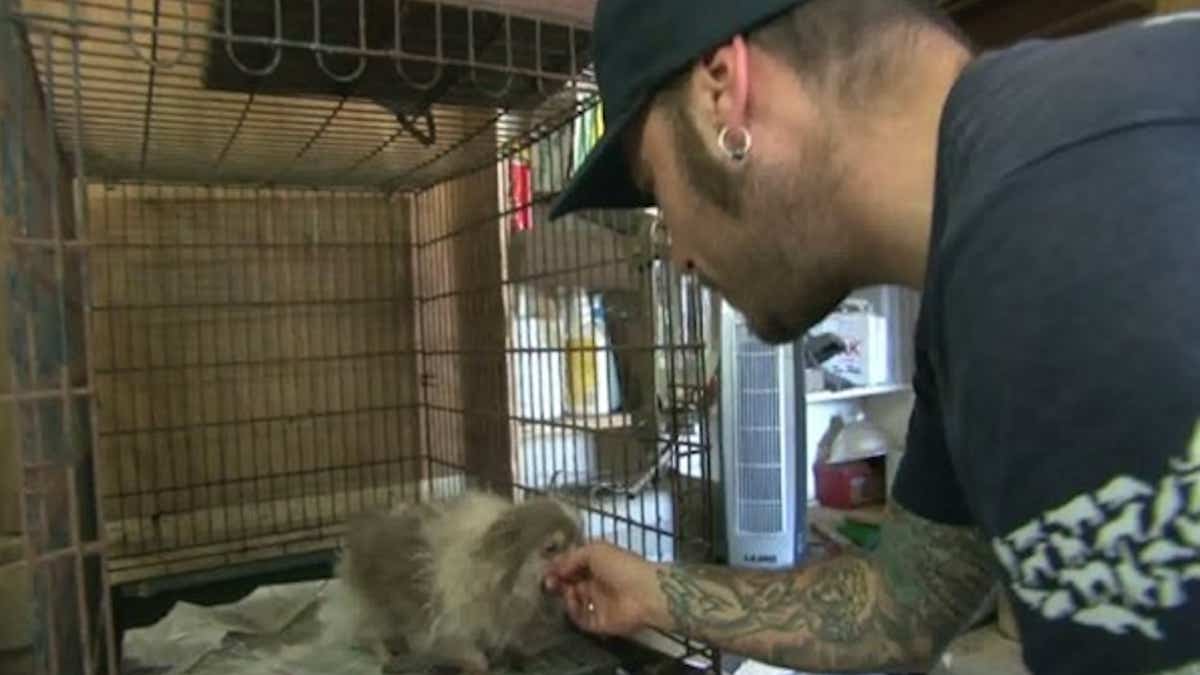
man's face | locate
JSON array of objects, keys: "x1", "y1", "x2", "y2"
[{"x1": 628, "y1": 85, "x2": 853, "y2": 345}]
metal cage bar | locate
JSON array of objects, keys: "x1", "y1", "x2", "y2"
[
  {"x1": 409, "y1": 101, "x2": 721, "y2": 662},
  {"x1": 1, "y1": 3, "x2": 118, "y2": 673},
  {"x1": 86, "y1": 183, "x2": 421, "y2": 584},
  {"x1": 7, "y1": 0, "x2": 595, "y2": 191},
  {"x1": 2, "y1": 2, "x2": 723, "y2": 674}
]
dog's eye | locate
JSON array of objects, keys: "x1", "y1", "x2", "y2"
[{"x1": 543, "y1": 541, "x2": 562, "y2": 555}]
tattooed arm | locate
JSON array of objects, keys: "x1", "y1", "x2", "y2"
[{"x1": 645, "y1": 503, "x2": 994, "y2": 672}]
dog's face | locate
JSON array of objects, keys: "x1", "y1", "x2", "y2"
[
  {"x1": 536, "y1": 519, "x2": 583, "y2": 562},
  {"x1": 527, "y1": 515, "x2": 582, "y2": 620},
  {"x1": 478, "y1": 498, "x2": 584, "y2": 595}
]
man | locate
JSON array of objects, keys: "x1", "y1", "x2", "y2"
[{"x1": 543, "y1": 1, "x2": 1200, "y2": 674}]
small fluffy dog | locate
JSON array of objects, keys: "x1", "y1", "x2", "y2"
[{"x1": 328, "y1": 491, "x2": 582, "y2": 673}]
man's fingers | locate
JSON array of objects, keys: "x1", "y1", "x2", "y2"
[
  {"x1": 550, "y1": 544, "x2": 594, "y2": 581},
  {"x1": 573, "y1": 581, "x2": 618, "y2": 634},
  {"x1": 563, "y1": 585, "x2": 587, "y2": 626},
  {"x1": 564, "y1": 583, "x2": 604, "y2": 632}
]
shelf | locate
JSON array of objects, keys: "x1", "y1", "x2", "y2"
[
  {"x1": 514, "y1": 413, "x2": 634, "y2": 436},
  {"x1": 805, "y1": 383, "x2": 911, "y2": 404}
]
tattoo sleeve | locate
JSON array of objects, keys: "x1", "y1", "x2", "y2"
[{"x1": 653, "y1": 503, "x2": 996, "y2": 672}]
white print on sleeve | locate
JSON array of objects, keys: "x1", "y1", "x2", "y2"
[
  {"x1": 1144, "y1": 11, "x2": 1200, "y2": 27},
  {"x1": 993, "y1": 419, "x2": 1200, "y2": 641}
]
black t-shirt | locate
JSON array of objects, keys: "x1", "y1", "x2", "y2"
[{"x1": 891, "y1": 13, "x2": 1200, "y2": 675}]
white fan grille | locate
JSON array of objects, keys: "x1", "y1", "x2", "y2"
[{"x1": 734, "y1": 324, "x2": 785, "y2": 534}]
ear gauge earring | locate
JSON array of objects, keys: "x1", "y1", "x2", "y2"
[{"x1": 717, "y1": 125, "x2": 753, "y2": 162}]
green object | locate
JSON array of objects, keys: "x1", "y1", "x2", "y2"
[{"x1": 837, "y1": 519, "x2": 881, "y2": 551}]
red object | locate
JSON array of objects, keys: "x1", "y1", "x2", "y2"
[
  {"x1": 509, "y1": 159, "x2": 533, "y2": 232},
  {"x1": 813, "y1": 459, "x2": 885, "y2": 509}
]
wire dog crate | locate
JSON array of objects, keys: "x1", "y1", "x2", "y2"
[{"x1": 0, "y1": 1, "x2": 721, "y2": 673}]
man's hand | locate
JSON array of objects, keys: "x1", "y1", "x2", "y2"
[
  {"x1": 544, "y1": 542, "x2": 668, "y2": 636},
  {"x1": 546, "y1": 503, "x2": 995, "y2": 673}
]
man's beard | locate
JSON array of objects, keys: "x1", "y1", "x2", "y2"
[{"x1": 671, "y1": 112, "x2": 850, "y2": 346}]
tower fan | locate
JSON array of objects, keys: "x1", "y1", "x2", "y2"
[{"x1": 719, "y1": 302, "x2": 809, "y2": 569}]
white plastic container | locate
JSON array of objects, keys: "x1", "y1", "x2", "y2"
[
  {"x1": 511, "y1": 286, "x2": 566, "y2": 421},
  {"x1": 563, "y1": 290, "x2": 621, "y2": 416},
  {"x1": 511, "y1": 317, "x2": 565, "y2": 421},
  {"x1": 886, "y1": 447, "x2": 905, "y2": 496}
]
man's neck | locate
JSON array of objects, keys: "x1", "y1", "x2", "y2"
[{"x1": 842, "y1": 39, "x2": 972, "y2": 292}]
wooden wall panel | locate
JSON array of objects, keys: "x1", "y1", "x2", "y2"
[
  {"x1": 0, "y1": 254, "x2": 14, "y2": 535},
  {"x1": 87, "y1": 186, "x2": 422, "y2": 566},
  {"x1": 0, "y1": 7, "x2": 17, "y2": 539},
  {"x1": 413, "y1": 157, "x2": 513, "y2": 492}
]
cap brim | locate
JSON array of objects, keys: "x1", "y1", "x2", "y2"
[{"x1": 549, "y1": 102, "x2": 654, "y2": 221}]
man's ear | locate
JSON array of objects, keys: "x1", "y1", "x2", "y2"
[{"x1": 693, "y1": 35, "x2": 752, "y2": 134}]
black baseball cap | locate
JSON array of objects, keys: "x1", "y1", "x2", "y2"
[{"x1": 549, "y1": 0, "x2": 806, "y2": 220}]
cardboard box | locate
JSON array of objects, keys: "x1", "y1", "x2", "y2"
[
  {"x1": 812, "y1": 299, "x2": 890, "y2": 387},
  {"x1": 931, "y1": 625, "x2": 1031, "y2": 675}
]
